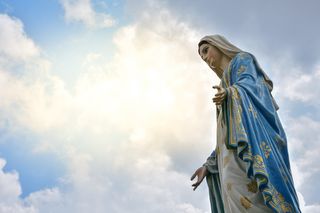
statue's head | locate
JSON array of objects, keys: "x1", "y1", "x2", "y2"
[
  {"x1": 198, "y1": 34, "x2": 242, "y2": 76},
  {"x1": 198, "y1": 41, "x2": 223, "y2": 71}
]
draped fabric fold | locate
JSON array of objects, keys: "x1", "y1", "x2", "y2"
[
  {"x1": 216, "y1": 51, "x2": 301, "y2": 212},
  {"x1": 203, "y1": 151, "x2": 225, "y2": 213}
]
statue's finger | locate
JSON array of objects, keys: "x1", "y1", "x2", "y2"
[
  {"x1": 192, "y1": 182, "x2": 199, "y2": 187},
  {"x1": 212, "y1": 85, "x2": 221, "y2": 90},
  {"x1": 192, "y1": 183, "x2": 199, "y2": 191},
  {"x1": 190, "y1": 173, "x2": 196, "y2": 181},
  {"x1": 213, "y1": 97, "x2": 222, "y2": 101},
  {"x1": 215, "y1": 92, "x2": 223, "y2": 96}
]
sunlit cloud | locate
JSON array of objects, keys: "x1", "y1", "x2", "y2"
[
  {"x1": 60, "y1": 0, "x2": 116, "y2": 29},
  {"x1": 0, "y1": 8, "x2": 215, "y2": 212},
  {"x1": 0, "y1": 14, "x2": 40, "y2": 68}
]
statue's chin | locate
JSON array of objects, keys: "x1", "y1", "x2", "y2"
[{"x1": 209, "y1": 61, "x2": 215, "y2": 69}]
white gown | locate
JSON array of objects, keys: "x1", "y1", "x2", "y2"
[{"x1": 215, "y1": 101, "x2": 273, "y2": 213}]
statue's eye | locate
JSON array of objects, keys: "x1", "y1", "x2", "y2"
[{"x1": 202, "y1": 47, "x2": 208, "y2": 54}]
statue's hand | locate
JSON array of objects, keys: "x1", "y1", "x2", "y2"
[
  {"x1": 212, "y1": 85, "x2": 226, "y2": 105},
  {"x1": 190, "y1": 166, "x2": 208, "y2": 191}
]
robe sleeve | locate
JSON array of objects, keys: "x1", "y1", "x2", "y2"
[{"x1": 203, "y1": 150, "x2": 218, "y2": 174}]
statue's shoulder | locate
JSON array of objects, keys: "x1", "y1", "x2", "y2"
[
  {"x1": 228, "y1": 52, "x2": 258, "y2": 79},
  {"x1": 235, "y1": 52, "x2": 254, "y2": 62},
  {"x1": 231, "y1": 52, "x2": 254, "y2": 70}
]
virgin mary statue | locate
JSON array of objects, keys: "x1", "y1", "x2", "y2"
[{"x1": 190, "y1": 34, "x2": 301, "y2": 213}]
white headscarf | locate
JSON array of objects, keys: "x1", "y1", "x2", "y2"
[
  {"x1": 198, "y1": 34, "x2": 242, "y2": 59},
  {"x1": 198, "y1": 34, "x2": 279, "y2": 110}
]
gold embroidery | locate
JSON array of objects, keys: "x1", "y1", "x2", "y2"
[
  {"x1": 237, "y1": 65, "x2": 246, "y2": 75},
  {"x1": 216, "y1": 146, "x2": 220, "y2": 156},
  {"x1": 233, "y1": 88, "x2": 240, "y2": 100},
  {"x1": 247, "y1": 144, "x2": 252, "y2": 158},
  {"x1": 248, "y1": 103, "x2": 257, "y2": 118},
  {"x1": 253, "y1": 155, "x2": 265, "y2": 169},
  {"x1": 243, "y1": 143, "x2": 253, "y2": 162},
  {"x1": 260, "y1": 141, "x2": 271, "y2": 159},
  {"x1": 247, "y1": 179, "x2": 258, "y2": 193},
  {"x1": 240, "y1": 196, "x2": 252, "y2": 209},
  {"x1": 265, "y1": 184, "x2": 294, "y2": 212},
  {"x1": 253, "y1": 155, "x2": 268, "y2": 181},
  {"x1": 226, "y1": 86, "x2": 248, "y2": 148},
  {"x1": 223, "y1": 156, "x2": 230, "y2": 167},
  {"x1": 233, "y1": 88, "x2": 246, "y2": 135},
  {"x1": 224, "y1": 57, "x2": 250, "y2": 148},
  {"x1": 281, "y1": 203, "x2": 294, "y2": 212},
  {"x1": 227, "y1": 88, "x2": 235, "y2": 146},
  {"x1": 226, "y1": 182, "x2": 232, "y2": 191}
]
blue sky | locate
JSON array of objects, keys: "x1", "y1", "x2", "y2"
[{"x1": 0, "y1": 0, "x2": 319, "y2": 212}]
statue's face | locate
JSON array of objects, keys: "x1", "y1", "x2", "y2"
[{"x1": 199, "y1": 43, "x2": 222, "y2": 70}]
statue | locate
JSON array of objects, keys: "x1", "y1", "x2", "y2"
[{"x1": 190, "y1": 35, "x2": 301, "y2": 213}]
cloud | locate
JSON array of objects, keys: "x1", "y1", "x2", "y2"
[
  {"x1": 0, "y1": 159, "x2": 21, "y2": 203},
  {"x1": 25, "y1": 188, "x2": 62, "y2": 212},
  {"x1": 60, "y1": 0, "x2": 116, "y2": 29},
  {"x1": 0, "y1": 10, "x2": 213, "y2": 212},
  {"x1": 0, "y1": 14, "x2": 40, "y2": 66},
  {"x1": 160, "y1": 0, "x2": 320, "y2": 72},
  {"x1": 0, "y1": 158, "x2": 36, "y2": 213},
  {"x1": 284, "y1": 115, "x2": 320, "y2": 205},
  {"x1": 279, "y1": 66, "x2": 320, "y2": 105},
  {"x1": 296, "y1": 191, "x2": 320, "y2": 213}
]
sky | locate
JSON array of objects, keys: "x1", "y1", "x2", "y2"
[{"x1": 0, "y1": 0, "x2": 319, "y2": 212}]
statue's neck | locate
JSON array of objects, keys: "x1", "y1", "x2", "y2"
[{"x1": 216, "y1": 55, "x2": 231, "y2": 79}]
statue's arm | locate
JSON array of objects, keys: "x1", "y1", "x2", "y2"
[{"x1": 203, "y1": 150, "x2": 219, "y2": 174}]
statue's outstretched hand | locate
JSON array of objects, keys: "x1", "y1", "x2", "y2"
[
  {"x1": 191, "y1": 166, "x2": 208, "y2": 191},
  {"x1": 212, "y1": 85, "x2": 226, "y2": 105}
]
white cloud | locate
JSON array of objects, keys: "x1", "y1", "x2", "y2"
[
  {"x1": 297, "y1": 191, "x2": 320, "y2": 213},
  {"x1": 277, "y1": 66, "x2": 320, "y2": 105},
  {"x1": 283, "y1": 115, "x2": 320, "y2": 206},
  {"x1": 0, "y1": 158, "x2": 37, "y2": 213},
  {"x1": 0, "y1": 159, "x2": 21, "y2": 203},
  {"x1": 0, "y1": 14, "x2": 39, "y2": 66},
  {"x1": 60, "y1": 0, "x2": 116, "y2": 29},
  {"x1": 25, "y1": 188, "x2": 62, "y2": 212},
  {"x1": 0, "y1": 10, "x2": 212, "y2": 212}
]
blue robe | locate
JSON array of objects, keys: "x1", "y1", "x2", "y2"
[{"x1": 205, "y1": 52, "x2": 301, "y2": 213}]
